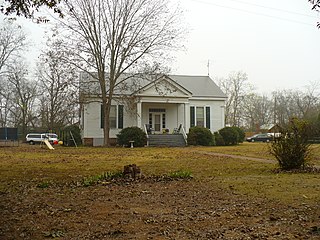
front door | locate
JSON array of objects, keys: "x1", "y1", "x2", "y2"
[
  {"x1": 154, "y1": 114, "x2": 161, "y2": 132},
  {"x1": 149, "y1": 109, "x2": 166, "y2": 133}
]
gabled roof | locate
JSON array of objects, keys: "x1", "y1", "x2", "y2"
[
  {"x1": 80, "y1": 72, "x2": 226, "y2": 99},
  {"x1": 169, "y1": 75, "x2": 227, "y2": 98},
  {"x1": 134, "y1": 75, "x2": 192, "y2": 97}
]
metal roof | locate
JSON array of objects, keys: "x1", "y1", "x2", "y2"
[
  {"x1": 80, "y1": 72, "x2": 226, "y2": 98},
  {"x1": 169, "y1": 75, "x2": 227, "y2": 98}
]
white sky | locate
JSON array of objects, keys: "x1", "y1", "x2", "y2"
[
  {"x1": 5, "y1": 0, "x2": 320, "y2": 94},
  {"x1": 172, "y1": 0, "x2": 320, "y2": 93}
]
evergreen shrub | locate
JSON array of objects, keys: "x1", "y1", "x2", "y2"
[
  {"x1": 117, "y1": 127, "x2": 147, "y2": 147},
  {"x1": 187, "y1": 126, "x2": 215, "y2": 146},
  {"x1": 219, "y1": 127, "x2": 239, "y2": 145}
]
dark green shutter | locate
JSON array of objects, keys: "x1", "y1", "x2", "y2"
[
  {"x1": 118, "y1": 105, "x2": 124, "y2": 129},
  {"x1": 190, "y1": 106, "x2": 195, "y2": 127},
  {"x1": 206, "y1": 106, "x2": 210, "y2": 129},
  {"x1": 101, "y1": 104, "x2": 104, "y2": 128}
]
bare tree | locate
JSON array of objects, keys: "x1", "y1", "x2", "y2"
[
  {"x1": 57, "y1": 0, "x2": 184, "y2": 146},
  {"x1": 0, "y1": 76, "x2": 14, "y2": 127},
  {"x1": 272, "y1": 82, "x2": 320, "y2": 126},
  {"x1": 218, "y1": 71, "x2": 253, "y2": 127},
  {"x1": 242, "y1": 93, "x2": 273, "y2": 131},
  {"x1": 37, "y1": 31, "x2": 79, "y2": 130},
  {"x1": 6, "y1": 60, "x2": 38, "y2": 137},
  {"x1": 0, "y1": 19, "x2": 27, "y2": 74}
]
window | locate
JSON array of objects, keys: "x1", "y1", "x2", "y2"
[
  {"x1": 190, "y1": 106, "x2": 211, "y2": 129},
  {"x1": 206, "y1": 106, "x2": 210, "y2": 129},
  {"x1": 149, "y1": 108, "x2": 165, "y2": 113},
  {"x1": 101, "y1": 104, "x2": 124, "y2": 129},
  {"x1": 109, "y1": 105, "x2": 117, "y2": 128},
  {"x1": 190, "y1": 106, "x2": 195, "y2": 127},
  {"x1": 196, "y1": 107, "x2": 204, "y2": 127},
  {"x1": 118, "y1": 105, "x2": 124, "y2": 129},
  {"x1": 162, "y1": 114, "x2": 166, "y2": 128}
]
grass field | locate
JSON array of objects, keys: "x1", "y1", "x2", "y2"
[
  {"x1": 1, "y1": 142, "x2": 320, "y2": 239},
  {"x1": 1, "y1": 142, "x2": 319, "y2": 205}
]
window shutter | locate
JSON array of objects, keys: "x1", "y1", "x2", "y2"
[
  {"x1": 118, "y1": 105, "x2": 124, "y2": 129},
  {"x1": 206, "y1": 106, "x2": 210, "y2": 129},
  {"x1": 190, "y1": 106, "x2": 195, "y2": 127},
  {"x1": 101, "y1": 104, "x2": 104, "y2": 128}
]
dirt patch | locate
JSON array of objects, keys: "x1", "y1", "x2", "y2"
[{"x1": 1, "y1": 177, "x2": 319, "y2": 239}]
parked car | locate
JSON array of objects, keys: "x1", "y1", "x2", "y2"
[
  {"x1": 26, "y1": 133, "x2": 59, "y2": 145},
  {"x1": 246, "y1": 133, "x2": 273, "y2": 143}
]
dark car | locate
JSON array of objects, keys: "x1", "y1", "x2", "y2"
[{"x1": 246, "y1": 133, "x2": 273, "y2": 142}]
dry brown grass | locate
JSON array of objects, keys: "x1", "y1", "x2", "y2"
[
  {"x1": 191, "y1": 142, "x2": 320, "y2": 164},
  {"x1": 0, "y1": 143, "x2": 319, "y2": 205}
]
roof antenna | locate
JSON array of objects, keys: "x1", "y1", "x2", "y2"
[{"x1": 207, "y1": 60, "x2": 210, "y2": 76}]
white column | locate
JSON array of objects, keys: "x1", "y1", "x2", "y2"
[
  {"x1": 137, "y1": 101, "x2": 142, "y2": 128},
  {"x1": 184, "y1": 102, "x2": 190, "y2": 133}
]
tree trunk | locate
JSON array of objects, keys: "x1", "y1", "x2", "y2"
[{"x1": 103, "y1": 98, "x2": 111, "y2": 147}]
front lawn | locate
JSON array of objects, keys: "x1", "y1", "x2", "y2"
[{"x1": 0, "y1": 144, "x2": 319, "y2": 239}]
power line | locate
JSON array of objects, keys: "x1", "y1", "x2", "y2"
[
  {"x1": 188, "y1": 0, "x2": 316, "y2": 27},
  {"x1": 221, "y1": 0, "x2": 317, "y2": 19}
]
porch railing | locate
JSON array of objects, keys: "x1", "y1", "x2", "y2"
[
  {"x1": 181, "y1": 125, "x2": 188, "y2": 145},
  {"x1": 143, "y1": 124, "x2": 149, "y2": 146}
]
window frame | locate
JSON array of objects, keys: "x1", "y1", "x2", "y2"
[
  {"x1": 101, "y1": 104, "x2": 124, "y2": 129},
  {"x1": 190, "y1": 105, "x2": 211, "y2": 129}
]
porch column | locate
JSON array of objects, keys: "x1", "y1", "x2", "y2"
[
  {"x1": 184, "y1": 102, "x2": 190, "y2": 133},
  {"x1": 137, "y1": 101, "x2": 142, "y2": 129}
]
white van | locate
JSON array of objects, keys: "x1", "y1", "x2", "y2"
[{"x1": 26, "y1": 133, "x2": 58, "y2": 145}]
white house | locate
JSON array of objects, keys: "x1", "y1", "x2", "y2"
[{"x1": 80, "y1": 73, "x2": 227, "y2": 146}]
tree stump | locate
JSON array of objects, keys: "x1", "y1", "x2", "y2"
[{"x1": 123, "y1": 164, "x2": 141, "y2": 179}]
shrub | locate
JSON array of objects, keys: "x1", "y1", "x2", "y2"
[
  {"x1": 60, "y1": 125, "x2": 82, "y2": 146},
  {"x1": 214, "y1": 132, "x2": 225, "y2": 146},
  {"x1": 117, "y1": 127, "x2": 147, "y2": 147},
  {"x1": 232, "y1": 126, "x2": 245, "y2": 143},
  {"x1": 187, "y1": 126, "x2": 215, "y2": 146},
  {"x1": 219, "y1": 127, "x2": 239, "y2": 145},
  {"x1": 269, "y1": 118, "x2": 312, "y2": 170}
]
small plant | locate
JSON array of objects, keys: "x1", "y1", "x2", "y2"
[
  {"x1": 219, "y1": 127, "x2": 239, "y2": 145},
  {"x1": 117, "y1": 127, "x2": 147, "y2": 147},
  {"x1": 37, "y1": 181, "x2": 50, "y2": 189},
  {"x1": 104, "y1": 171, "x2": 123, "y2": 179},
  {"x1": 168, "y1": 170, "x2": 193, "y2": 179},
  {"x1": 269, "y1": 118, "x2": 312, "y2": 170},
  {"x1": 82, "y1": 171, "x2": 123, "y2": 186},
  {"x1": 187, "y1": 126, "x2": 215, "y2": 146},
  {"x1": 43, "y1": 229, "x2": 65, "y2": 238}
]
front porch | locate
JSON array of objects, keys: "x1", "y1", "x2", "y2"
[{"x1": 136, "y1": 101, "x2": 190, "y2": 136}]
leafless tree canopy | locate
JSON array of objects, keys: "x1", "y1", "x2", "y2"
[
  {"x1": 218, "y1": 71, "x2": 254, "y2": 127},
  {"x1": 0, "y1": 20, "x2": 27, "y2": 73},
  {"x1": 218, "y1": 71, "x2": 320, "y2": 132},
  {"x1": 57, "y1": 0, "x2": 184, "y2": 146},
  {"x1": 37, "y1": 30, "x2": 79, "y2": 130},
  {"x1": 3, "y1": 60, "x2": 38, "y2": 136}
]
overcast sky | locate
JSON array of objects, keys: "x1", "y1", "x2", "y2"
[
  {"x1": 8, "y1": 0, "x2": 320, "y2": 94},
  {"x1": 172, "y1": 0, "x2": 320, "y2": 93}
]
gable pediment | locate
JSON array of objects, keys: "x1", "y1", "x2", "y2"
[{"x1": 136, "y1": 76, "x2": 192, "y2": 98}]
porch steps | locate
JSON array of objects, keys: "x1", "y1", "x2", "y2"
[{"x1": 148, "y1": 134, "x2": 186, "y2": 147}]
